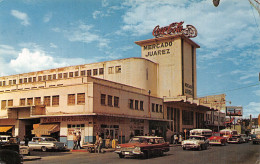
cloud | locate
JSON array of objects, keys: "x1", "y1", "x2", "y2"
[
  {"x1": 11, "y1": 10, "x2": 30, "y2": 26},
  {"x1": 50, "y1": 43, "x2": 57, "y2": 48},
  {"x1": 43, "y1": 12, "x2": 52, "y2": 23},
  {"x1": 244, "y1": 102, "x2": 260, "y2": 118},
  {"x1": 0, "y1": 45, "x2": 18, "y2": 57},
  {"x1": 52, "y1": 21, "x2": 110, "y2": 49},
  {"x1": 102, "y1": 0, "x2": 109, "y2": 7},
  {"x1": 93, "y1": 10, "x2": 108, "y2": 19}
]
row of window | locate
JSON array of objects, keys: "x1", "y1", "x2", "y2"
[
  {"x1": 129, "y1": 99, "x2": 144, "y2": 111},
  {"x1": 0, "y1": 93, "x2": 85, "y2": 110},
  {"x1": 152, "y1": 103, "x2": 163, "y2": 113},
  {"x1": 0, "y1": 66, "x2": 122, "y2": 86},
  {"x1": 101, "y1": 94, "x2": 119, "y2": 107}
]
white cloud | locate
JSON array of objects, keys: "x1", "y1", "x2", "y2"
[
  {"x1": 11, "y1": 10, "x2": 30, "y2": 26},
  {"x1": 102, "y1": 0, "x2": 109, "y2": 7},
  {"x1": 0, "y1": 45, "x2": 17, "y2": 57},
  {"x1": 52, "y1": 21, "x2": 110, "y2": 49},
  {"x1": 244, "y1": 102, "x2": 260, "y2": 118},
  {"x1": 43, "y1": 12, "x2": 52, "y2": 23},
  {"x1": 50, "y1": 43, "x2": 57, "y2": 48}
]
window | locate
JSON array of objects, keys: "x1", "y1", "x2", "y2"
[
  {"x1": 68, "y1": 94, "x2": 75, "y2": 105},
  {"x1": 156, "y1": 104, "x2": 159, "y2": 112},
  {"x1": 108, "y1": 67, "x2": 114, "y2": 74},
  {"x1": 28, "y1": 78, "x2": 32, "y2": 83},
  {"x1": 38, "y1": 76, "x2": 42, "y2": 81},
  {"x1": 58, "y1": 73, "x2": 62, "y2": 79},
  {"x1": 20, "y1": 98, "x2": 25, "y2": 106},
  {"x1": 7, "y1": 101, "x2": 13, "y2": 108},
  {"x1": 77, "y1": 93, "x2": 85, "y2": 104},
  {"x1": 93, "y1": 69, "x2": 98, "y2": 76},
  {"x1": 52, "y1": 95, "x2": 59, "y2": 106},
  {"x1": 9, "y1": 80, "x2": 12, "y2": 85},
  {"x1": 43, "y1": 75, "x2": 46, "y2": 81},
  {"x1": 44, "y1": 96, "x2": 51, "y2": 106},
  {"x1": 24, "y1": 78, "x2": 27, "y2": 83},
  {"x1": 1, "y1": 100, "x2": 6, "y2": 110},
  {"x1": 63, "y1": 73, "x2": 68, "y2": 78},
  {"x1": 140, "y1": 101, "x2": 144, "y2": 111},
  {"x1": 114, "y1": 96, "x2": 119, "y2": 107},
  {"x1": 87, "y1": 70, "x2": 91, "y2": 76},
  {"x1": 115, "y1": 66, "x2": 121, "y2": 73},
  {"x1": 135, "y1": 100, "x2": 139, "y2": 110},
  {"x1": 182, "y1": 110, "x2": 194, "y2": 125},
  {"x1": 35, "y1": 97, "x2": 41, "y2": 105},
  {"x1": 48, "y1": 75, "x2": 52, "y2": 80},
  {"x1": 13, "y1": 79, "x2": 16, "y2": 85},
  {"x1": 19, "y1": 79, "x2": 23, "y2": 84},
  {"x1": 0, "y1": 81, "x2": 2, "y2": 86},
  {"x1": 69, "y1": 72, "x2": 73, "y2": 77},
  {"x1": 53, "y1": 74, "x2": 56, "y2": 80},
  {"x1": 101, "y1": 94, "x2": 106, "y2": 105},
  {"x1": 152, "y1": 103, "x2": 155, "y2": 112},
  {"x1": 160, "y1": 105, "x2": 163, "y2": 113},
  {"x1": 99, "y1": 68, "x2": 104, "y2": 75},
  {"x1": 33, "y1": 77, "x2": 36, "y2": 82},
  {"x1": 129, "y1": 99, "x2": 134, "y2": 109},
  {"x1": 81, "y1": 70, "x2": 86, "y2": 76},
  {"x1": 108, "y1": 95, "x2": 113, "y2": 106},
  {"x1": 27, "y1": 98, "x2": 33, "y2": 105},
  {"x1": 75, "y1": 71, "x2": 79, "y2": 77}
]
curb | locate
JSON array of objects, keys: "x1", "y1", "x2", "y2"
[{"x1": 23, "y1": 156, "x2": 41, "y2": 161}]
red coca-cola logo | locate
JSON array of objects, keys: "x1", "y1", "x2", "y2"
[{"x1": 152, "y1": 21, "x2": 197, "y2": 38}]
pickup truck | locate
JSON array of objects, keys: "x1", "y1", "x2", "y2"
[
  {"x1": 182, "y1": 135, "x2": 209, "y2": 151},
  {"x1": 115, "y1": 136, "x2": 169, "y2": 159},
  {"x1": 27, "y1": 137, "x2": 67, "y2": 152}
]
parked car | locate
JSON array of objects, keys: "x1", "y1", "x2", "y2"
[
  {"x1": 0, "y1": 141, "x2": 23, "y2": 163},
  {"x1": 0, "y1": 135, "x2": 11, "y2": 143},
  {"x1": 27, "y1": 137, "x2": 67, "y2": 152},
  {"x1": 240, "y1": 134, "x2": 250, "y2": 143},
  {"x1": 251, "y1": 134, "x2": 260, "y2": 144},
  {"x1": 182, "y1": 135, "x2": 209, "y2": 151},
  {"x1": 208, "y1": 132, "x2": 227, "y2": 146},
  {"x1": 115, "y1": 136, "x2": 169, "y2": 159},
  {"x1": 228, "y1": 135, "x2": 243, "y2": 144}
]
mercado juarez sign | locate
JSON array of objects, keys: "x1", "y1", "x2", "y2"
[{"x1": 152, "y1": 21, "x2": 197, "y2": 38}]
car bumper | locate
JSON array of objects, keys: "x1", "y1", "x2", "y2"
[
  {"x1": 182, "y1": 144, "x2": 199, "y2": 149},
  {"x1": 209, "y1": 141, "x2": 222, "y2": 145},
  {"x1": 115, "y1": 151, "x2": 143, "y2": 156}
]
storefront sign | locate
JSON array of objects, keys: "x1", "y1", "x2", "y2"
[
  {"x1": 152, "y1": 21, "x2": 197, "y2": 38},
  {"x1": 41, "y1": 116, "x2": 89, "y2": 123},
  {"x1": 143, "y1": 41, "x2": 173, "y2": 57}
]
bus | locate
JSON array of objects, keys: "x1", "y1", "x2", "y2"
[
  {"x1": 219, "y1": 129, "x2": 238, "y2": 140},
  {"x1": 190, "y1": 129, "x2": 213, "y2": 138}
]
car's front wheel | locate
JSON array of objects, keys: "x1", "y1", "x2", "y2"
[
  {"x1": 119, "y1": 154, "x2": 125, "y2": 158},
  {"x1": 41, "y1": 146, "x2": 47, "y2": 152}
]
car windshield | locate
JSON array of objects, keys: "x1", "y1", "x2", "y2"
[
  {"x1": 45, "y1": 138, "x2": 57, "y2": 141},
  {"x1": 189, "y1": 136, "x2": 204, "y2": 140},
  {"x1": 213, "y1": 133, "x2": 221, "y2": 137}
]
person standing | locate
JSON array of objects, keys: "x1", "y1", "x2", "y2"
[
  {"x1": 24, "y1": 135, "x2": 29, "y2": 146},
  {"x1": 73, "y1": 133, "x2": 77, "y2": 150},
  {"x1": 97, "y1": 135, "x2": 103, "y2": 153},
  {"x1": 77, "y1": 132, "x2": 81, "y2": 149}
]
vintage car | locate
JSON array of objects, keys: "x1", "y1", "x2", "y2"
[
  {"x1": 240, "y1": 134, "x2": 250, "y2": 143},
  {"x1": 208, "y1": 132, "x2": 227, "y2": 146},
  {"x1": 190, "y1": 129, "x2": 213, "y2": 139},
  {"x1": 228, "y1": 135, "x2": 243, "y2": 144},
  {"x1": 28, "y1": 137, "x2": 67, "y2": 152},
  {"x1": 252, "y1": 134, "x2": 260, "y2": 144},
  {"x1": 0, "y1": 135, "x2": 11, "y2": 143},
  {"x1": 0, "y1": 141, "x2": 23, "y2": 163},
  {"x1": 181, "y1": 135, "x2": 209, "y2": 151},
  {"x1": 114, "y1": 136, "x2": 169, "y2": 159}
]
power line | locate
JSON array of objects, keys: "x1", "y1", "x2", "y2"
[{"x1": 198, "y1": 83, "x2": 260, "y2": 97}]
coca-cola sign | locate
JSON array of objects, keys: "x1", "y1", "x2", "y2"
[{"x1": 152, "y1": 21, "x2": 197, "y2": 38}]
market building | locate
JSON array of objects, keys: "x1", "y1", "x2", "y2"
[{"x1": 0, "y1": 21, "x2": 214, "y2": 148}]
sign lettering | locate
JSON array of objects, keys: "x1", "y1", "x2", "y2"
[{"x1": 152, "y1": 21, "x2": 197, "y2": 38}]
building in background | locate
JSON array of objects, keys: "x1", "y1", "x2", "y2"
[{"x1": 0, "y1": 21, "x2": 214, "y2": 148}]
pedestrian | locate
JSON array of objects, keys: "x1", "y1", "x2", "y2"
[
  {"x1": 73, "y1": 133, "x2": 77, "y2": 150},
  {"x1": 24, "y1": 135, "x2": 29, "y2": 146},
  {"x1": 97, "y1": 135, "x2": 103, "y2": 153},
  {"x1": 16, "y1": 136, "x2": 20, "y2": 145},
  {"x1": 77, "y1": 132, "x2": 81, "y2": 149},
  {"x1": 179, "y1": 134, "x2": 182, "y2": 144},
  {"x1": 174, "y1": 134, "x2": 178, "y2": 144}
]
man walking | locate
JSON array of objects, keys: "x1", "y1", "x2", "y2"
[
  {"x1": 77, "y1": 132, "x2": 81, "y2": 149},
  {"x1": 73, "y1": 133, "x2": 77, "y2": 150}
]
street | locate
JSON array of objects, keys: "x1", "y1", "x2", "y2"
[{"x1": 25, "y1": 143, "x2": 260, "y2": 164}]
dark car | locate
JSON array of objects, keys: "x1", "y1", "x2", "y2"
[{"x1": 115, "y1": 136, "x2": 169, "y2": 159}]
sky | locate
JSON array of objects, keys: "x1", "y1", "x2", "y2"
[{"x1": 0, "y1": 0, "x2": 259, "y2": 118}]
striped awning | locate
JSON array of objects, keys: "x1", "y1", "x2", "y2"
[
  {"x1": 32, "y1": 124, "x2": 59, "y2": 136},
  {"x1": 0, "y1": 126, "x2": 12, "y2": 132}
]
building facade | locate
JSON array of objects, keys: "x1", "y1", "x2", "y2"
[{"x1": 0, "y1": 24, "x2": 214, "y2": 147}]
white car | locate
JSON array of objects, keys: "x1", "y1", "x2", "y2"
[
  {"x1": 28, "y1": 137, "x2": 67, "y2": 152},
  {"x1": 182, "y1": 135, "x2": 209, "y2": 151}
]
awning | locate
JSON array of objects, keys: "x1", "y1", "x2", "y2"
[
  {"x1": 32, "y1": 124, "x2": 59, "y2": 136},
  {"x1": 0, "y1": 126, "x2": 13, "y2": 132}
]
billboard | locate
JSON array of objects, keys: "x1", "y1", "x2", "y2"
[{"x1": 226, "y1": 106, "x2": 243, "y2": 116}]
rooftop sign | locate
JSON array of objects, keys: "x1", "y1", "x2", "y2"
[{"x1": 152, "y1": 21, "x2": 197, "y2": 38}]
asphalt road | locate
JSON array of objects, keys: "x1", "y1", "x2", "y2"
[{"x1": 25, "y1": 142, "x2": 260, "y2": 164}]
